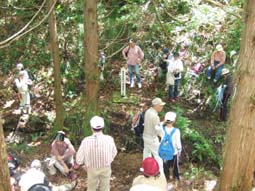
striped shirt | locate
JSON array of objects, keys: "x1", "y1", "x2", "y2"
[{"x1": 76, "y1": 132, "x2": 117, "y2": 169}]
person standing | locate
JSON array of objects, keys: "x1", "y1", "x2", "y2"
[
  {"x1": 76, "y1": 116, "x2": 118, "y2": 191},
  {"x1": 122, "y1": 39, "x2": 144, "y2": 88},
  {"x1": 167, "y1": 52, "x2": 184, "y2": 102},
  {"x1": 14, "y1": 71, "x2": 33, "y2": 114},
  {"x1": 143, "y1": 97, "x2": 165, "y2": 170},
  {"x1": 219, "y1": 68, "x2": 233, "y2": 121},
  {"x1": 16, "y1": 63, "x2": 30, "y2": 80},
  {"x1": 156, "y1": 112, "x2": 182, "y2": 182},
  {"x1": 207, "y1": 44, "x2": 226, "y2": 83},
  {"x1": 49, "y1": 131, "x2": 77, "y2": 180}
]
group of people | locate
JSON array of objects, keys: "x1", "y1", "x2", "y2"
[
  {"x1": 9, "y1": 98, "x2": 182, "y2": 191},
  {"x1": 9, "y1": 116, "x2": 117, "y2": 191},
  {"x1": 122, "y1": 38, "x2": 233, "y2": 121},
  {"x1": 8, "y1": 40, "x2": 234, "y2": 190},
  {"x1": 131, "y1": 97, "x2": 182, "y2": 191}
]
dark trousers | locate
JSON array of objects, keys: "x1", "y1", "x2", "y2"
[
  {"x1": 220, "y1": 93, "x2": 230, "y2": 121},
  {"x1": 163, "y1": 155, "x2": 180, "y2": 181},
  {"x1": 168, "y1": 79, "x2": 181, "y2": 99}
]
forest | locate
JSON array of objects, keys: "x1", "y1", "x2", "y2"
[{"x1": 1, "y1": 0, "x2": 255, "y2": 191}]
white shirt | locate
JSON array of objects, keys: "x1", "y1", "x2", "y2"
[
  {"x1": 155, "y1": 123, "x2": 182, "y2": 155},
  {"x1": 167, "y1": 58, "x2": 184, "y2": 80},
  {"x1": 19, "y1": 168, "x2": 47, "y2": 191},
  {"x1": 15, "y1": 78, "x2": 32, "y2": 93}
]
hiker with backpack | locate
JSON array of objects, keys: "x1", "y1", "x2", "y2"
[
  {"x1": 131, "y1": 103, "x2": 149, "y2": 149},
  {"x1": 143, "y1": 97, "x2": 166, "y2": 170},
  {"x1": 122, "y1": 39, "x2": 144, "y2": 88},
  {"x1": 14, "y1": 71, "x2": 33, "y2": 114},
  {"x1": 130, "y1": 157, "x2": 167, "y2": 191},
  {"x1": 156, "y1": 112, "x2": 182, "y2": 182}
]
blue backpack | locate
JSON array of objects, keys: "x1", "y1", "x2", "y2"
[{"x1": 158, "y1": 126, "x2": 176, "y2": 160}]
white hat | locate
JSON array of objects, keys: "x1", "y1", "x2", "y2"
[
  {"x1": 16, "y1": 63, "x2": 24, "y2": 70},
  {"x1": 30, "y1": 159, "x2": 41, "y2": 169},
  {"x1": 230, "y1": 50, "x2": 237, "y2": 58},
  {"x1": 90, "y1": 116, "x2": 105, "y2": 129},
  {"x1": 164, "y1": 112, "x2": 176, "y2": 122},
  {"x1": 152, "y1": 98, "x2": 166, "y2": 106},
  {"x1": 216, "y1": 44, "x2": 223, "y2": 51},
  {"x1": 221, "y1": 68, "x2": 230, "y2": 75}
]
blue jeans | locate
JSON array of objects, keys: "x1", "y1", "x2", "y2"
[
  {"x1": 207, "y1": 61, "x2": 223, "y2": 81},
  {"x1": 168, "y1": 79, "x2": 181, "y2": 99},
  {"x1": 128, "y1": 64, "x2": 141, "y2": 84}
]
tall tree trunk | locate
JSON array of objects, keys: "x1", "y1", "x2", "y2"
[
  {"x1": 48, "y1": 0, "x2": 64, "y2": 131},
  {"x1": 83, "y1": 0, "x2": 99, "y2": 135},
  {"x1": 219, "y1": 1, "x2": 255, "y2": 190},
  {"x1": 0, "y1": 115, "x2": 12, "y2": 191}
]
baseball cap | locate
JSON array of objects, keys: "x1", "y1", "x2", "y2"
[
  {"x1": 164, "y1": 112, "x2": 176, "y2": 122},
  {"x1": 30, "y1": 159, "x2": 41, "y2": 169},
  {"x1": 221, "y1": 68, "x2": 230, "y2": 76},
  {"x1": 16, "y1": 63, "x2": 24, "y2": 70},
  {"x1": 152, "y1": 98, "x2": 166, "y2": 106},
  {"x1": 141, "y1": 157, "x2": 159, "y2": 177},
  {"x1": 216, "y1": 44, "x2": 223, "y2": 51},
  {"x1": 90, "y1": 116, "x2": 105, "y2": 129}
]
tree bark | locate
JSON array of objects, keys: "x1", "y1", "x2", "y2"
[
  {"x1": 0, "y1": 115, "x2": 12, "y2": 191},
  {"x1": 83, "y1": 0, "x2": 99, "y2": 135},
  {"x1": 48, "y1": 0, "x2": 64, "y2": 131},
  {"x1": 219, "y1": 1, "x2": 255, "y2": 190}
]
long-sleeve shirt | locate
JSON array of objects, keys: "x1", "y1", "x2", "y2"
[
  {"x1": 167, "y1": 59, "x2": 184, "y2": 80},
  {"x1": 15, "y1": 78, "x2": 32, "y2": 94},
  {"x1": 19, "y1": 169, "x2": 49, "y2": 191},
  {"x1": 51, "y1": 138, "x2": 76, "y2": 161},
  {"x1": 76, "y1": 132, "x2": 117, "y2": 169},
  {"x1": 131, "y1": 174, "x2": 167, "y2": 191},
  {"x1": 143, "y1": 107, "x2": 160, "y2": 139},
  {"x1": 155, "y1": 124, "x2": 182, "y2": 155},
  {"x1": 122, "y1": 45, "x2": 144, "y2": 65}
]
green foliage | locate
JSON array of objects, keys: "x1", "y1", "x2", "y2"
[
  {"x1": 9, "y1": 142, "x2": 35, "y2": 154},
  {"x1": 184, "y1": 164, "x2": 215, "y2": 180},
  {"x1": 166, "y1": 0, "x2": 191, "y2": 15},
  {"x1": 170, "y1": 106, "x2": 219, "y2": 166}
]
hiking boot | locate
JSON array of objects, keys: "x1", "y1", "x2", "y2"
[{"x1": 138, "y1": 83, "x2": 142, "y2": 88}]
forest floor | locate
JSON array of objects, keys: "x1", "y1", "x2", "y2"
[{"x1": 1, "y1": 70, "x2": 223, "y2": 191}]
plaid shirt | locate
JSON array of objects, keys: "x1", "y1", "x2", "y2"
[{"x1": 76, "y1": 132, "x2": 117, "y2": 168}]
